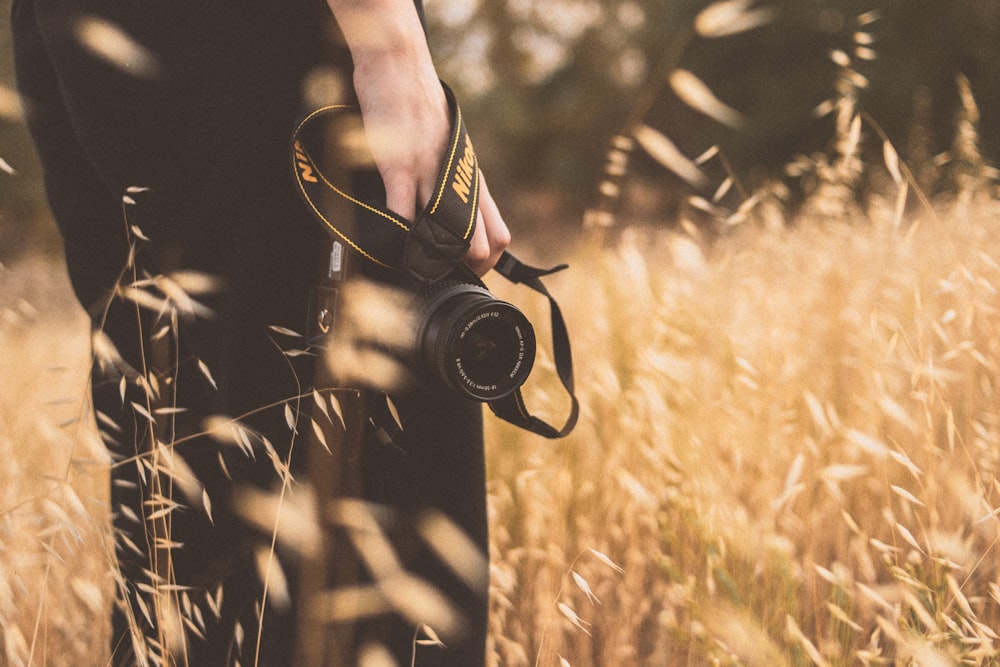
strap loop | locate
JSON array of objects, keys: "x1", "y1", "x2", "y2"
[{"x1": 491, "y1": 253, "x2": 579, "y2": 439}]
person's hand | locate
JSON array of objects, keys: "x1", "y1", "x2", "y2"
[
  {"x1": 464, "y1": 172, "x2": 511, "y2": 276},
  {"x1": 329, "y1": 0, "x2": 509, "y2": 276}
]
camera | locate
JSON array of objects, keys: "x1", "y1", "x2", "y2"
[
  {"x1": 309, "y1": 241, "x2": 536, "y2": 403},
  {"x1": 413, "y1": 278, "x2": 535, "y2": 401}
]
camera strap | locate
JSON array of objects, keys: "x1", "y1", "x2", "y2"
[
  {"x1": 293, "y1": 83, "x2": 479, "y2": 285},
  {"x1": 489, "y1": 253, "x2": 580, "y2": 438},
  {"x1": 291, "y1": 84, "x2": 578, "y2": 438}
]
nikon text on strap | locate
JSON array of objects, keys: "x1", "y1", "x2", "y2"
[{"x1": 292, "y1": 84, "x2": 578, "y2": 438}]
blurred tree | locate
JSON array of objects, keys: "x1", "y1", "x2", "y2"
[
  {"x1": 867, "y1": 0, "x2": 1000, "y2": 163},
  {"x1": 427, "y1": 0, "x2": 698, "y2": 226},
  {"x1": 4, "y1": 0, "x2": 998, "y2": 254},
  {"x1": 427, "y1": 0, "x2": 1000, "y2": 228}
]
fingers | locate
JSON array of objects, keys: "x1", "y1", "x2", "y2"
[
  {"x1": 464, "y1": 173, "x2": 511, "y2": 276},
  {"x1": 382, "y1": 168, "x2": 419, "y2": 223},
  {"x1": 382, "y1": 153, "x2": 509, "y2": 278},
  {"x1": 388, "y1": 169, "x2": 510, "y2": 277},
  {"x1": 355, "y1": 71, "x2": 450, "y2": 225}
]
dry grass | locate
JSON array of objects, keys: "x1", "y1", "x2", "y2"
[
  {"x1": 486, "y1": 195, "x2": 1000, "y2": 665},
  {"x1": 0, "y1": 256, "x2": 110, "y2": 666},
  {"x1": 11, "y1": 2, "x2": 1000, "y2": 664},
  {"x1": 5, "y1": 184, "x2": 1000, "y2": 666}
]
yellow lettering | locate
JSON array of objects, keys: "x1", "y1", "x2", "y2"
[
  {"x1": 294, "y1": 141, "x2": 318, "y2": 183},
  {"x1": 452, "y1": 178, "x2": 470, "y2": 204},
  {"x1": 450, "y1": 137, "x2": 476, "y2": 204}
]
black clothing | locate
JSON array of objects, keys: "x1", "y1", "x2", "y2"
[{"x1": 12, "y1": 1, "x2": 487, "y2": 664}]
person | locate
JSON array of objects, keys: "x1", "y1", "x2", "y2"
[{"x1": 12, "y1": 0, "x2": 509, "y2": 664}]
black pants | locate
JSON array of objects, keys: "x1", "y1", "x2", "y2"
[{"x1": 12, "y1": 1, "x2": 488, "y2": 664}]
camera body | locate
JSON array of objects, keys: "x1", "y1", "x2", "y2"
[{"x1": 310, "y1": 240, "x2": 536, "y2": 402}]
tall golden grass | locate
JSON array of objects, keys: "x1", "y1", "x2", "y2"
[
  {"x1": 485, "y1": 194, "x2": 1000, "y2": 666},
  {"x1": 6, "y1": 185, "x2": 1000, "y2": 665},
  {"x1": 5, "y1": 36, "x2": 1000, "y2": 658},
  {"x1": 0, "y1": 258, "x2": 109, "y2": 666},
  {"x1": 11, "y1": 3, "x2": 1000, "y2": 665}
]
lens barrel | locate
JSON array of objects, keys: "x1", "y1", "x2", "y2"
[{"x1": 417, "y1": 283, "x2": 536, "y2": 401}]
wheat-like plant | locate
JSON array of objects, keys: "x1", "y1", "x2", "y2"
[
  {"x1": 485, "y1": 190, "x2": 1000, "y2": 666},
  {"x1": 6, "y1": 2, "x2": 1000, "y2": 665}
]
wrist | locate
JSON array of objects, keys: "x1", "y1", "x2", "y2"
[{"x1": 330, "y1": 1, "x2": 429, "y2": 68}]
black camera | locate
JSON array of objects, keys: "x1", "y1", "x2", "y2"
[
  {"x1": 413, "y1": 279, "x2": 535, "y2": 401},
  {"x1": 307, "y1": 240, "x2": 536, "y2": 402}
]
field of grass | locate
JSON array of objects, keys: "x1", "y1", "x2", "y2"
[
  {"x1": 484, "y1": 194, "x2": 1000, "y2": 666},
  {"x1": 4, "y1": 185, "x2": 1000, "y2": 665},
  {"x1": 0, "y1": 257, "x2": 109, "y2": 666},
  {"x1": 8, "y1": 1, "x2": 1000, "y2": 663}
]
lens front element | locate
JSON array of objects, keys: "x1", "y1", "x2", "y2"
[{"x1": 420, "y1": 285, "x2": 536, "y2": 401}]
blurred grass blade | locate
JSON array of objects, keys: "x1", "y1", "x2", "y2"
[
  {"x1": 416, "y1": 510, "x2": 489, "y2": 594},
  {"x1": 0, "y1": 85, "x2": 23, "y2": 121},
  {"x1": 74, "y1": 15, "x2": 159, "y2": 78},
  {"x1": 358, "y1": 642, "x2": 400, "y2": 667},
  {"x1": 235, "y1": 486, "x2": 322, "y2": 559},
  {"x1": 254, "y1": 547, "x2": 291, "y2": 611},
  {"x1": 633, "y1": 124, "x2": 707, "y2": 189},
  {"x1": 670, "y1": 69, "x2": 746, "y2": 128},
  {"x1": 695, "y1": 0, "x2": 778, "y2": 38}
]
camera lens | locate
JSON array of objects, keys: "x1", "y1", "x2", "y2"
[{"x1": 418, "y1": 284, "x2": 536, "y2": 401}]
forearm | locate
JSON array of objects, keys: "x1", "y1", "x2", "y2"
[
  {"x1": 324, "y1": 0, "x2": 510, "y2": 273},
  {"x1": 325, "y1": 0, "x2": 435, "y2": 77},
  {"x1": 323, "y1": 0, "x2": 448, "y2": 219}
]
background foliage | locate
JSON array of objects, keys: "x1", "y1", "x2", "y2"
[
  {"x1": 425, "y1": 0, "x2": 1000, "y2": 224},
  {"x1": 3, "y1": 0, "x2": 1000, "y2": 242}
]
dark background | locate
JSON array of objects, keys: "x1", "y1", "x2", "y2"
[{"x1": 3, "y1": 0, "x2": 999, "y2": 260}]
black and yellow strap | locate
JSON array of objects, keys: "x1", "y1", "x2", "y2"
[{"x1": 292, "y1": 83, "x2": 479, "y2": 284}]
